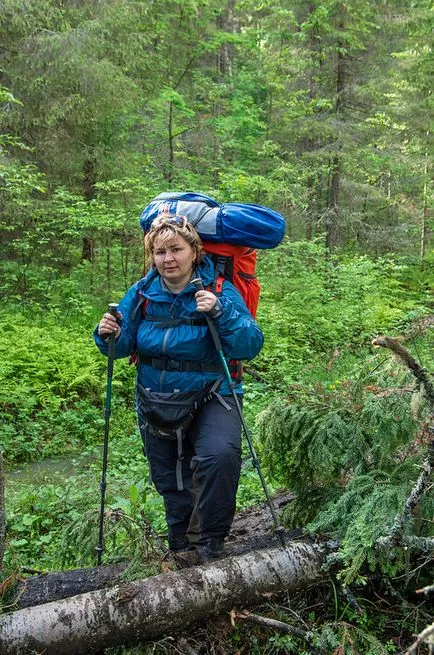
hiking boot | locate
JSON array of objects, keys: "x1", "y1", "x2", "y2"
[
  {"x1": 171, "y1": 549, "x2": 198, "y2": 569},
  {"x1": 195, "y1": 537, "x2": 225, "y2": 564},
  {"x1": 167, "y1": 533, "x2": 196, "y2": 569},
  {"x1": 169, "y1": 533, "x2": 194, "y2": 553}
]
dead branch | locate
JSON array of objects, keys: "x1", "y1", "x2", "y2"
[
  {"x1": 376, "y1": 444, "x2": 434, "y2": 550},
  {"x1": 405, "y1": 622, "x2": 434, "y2": 654},
  {"x1": 371, "y1": 335, "x2": 434, "y2": 406},
  {"x1": 236, "y1": 609, "x2": 309, "y2": 638},
  {"x1": 236, "y1": 609, "x2": 323, "y2": 654},
  {"x1": 340, "y1": 585, "x2": 364, "y2": 616},
  {"x1": 177, "y1": 637, "x2": 200, "y2": 655},
  {"x1": 243, "y1": 365, "x2": 268, "y2": 383},
  {"x1": 416, "y1": 583, "x2": 434, "y2": 595}
]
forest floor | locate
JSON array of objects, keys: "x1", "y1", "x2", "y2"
[{"x1": 227, "y1": 490, "x2": 300, "y2": 554}]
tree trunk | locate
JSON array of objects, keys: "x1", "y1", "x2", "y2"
[
  {"x1": 167, "y1": 100, "x2": 174, "y2": 183},
  {"x1": 303, "y1": 2, "x2": 322, "y2": 242},
  {"x1": 326, "y1": 153, "x2": 341, "y2": 250},
  {"x1": 216, "y1": 0, "x2": 235, "y2": 79},
  {"x1": 326, "y1": 12, "x2": 346, "y2": 252},
  {"x1": 81, "y1": 156, "x2": 96, "y2": 265},
  {"x1": 420, "y1": 140, "x2": 430, "y2": 270},
  {"x1": 0, "y1": 542, "x2": 325, "y2": 655}
]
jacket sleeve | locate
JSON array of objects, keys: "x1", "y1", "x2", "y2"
[
  {"x1": 93, "y1": 282, "x2": 143, "y2": 359},
  {"x1": 213, "y1": 281, "x2": 264, "y2": 360}
]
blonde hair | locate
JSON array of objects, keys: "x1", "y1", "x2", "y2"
[{"x1": 144, "y1": 214, "x2": 203, "y2": 267}]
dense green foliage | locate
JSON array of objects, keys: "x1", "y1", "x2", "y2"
[
  {"x1": 0, "y1": 0, "x2": 432, "y2": 310},
  {"x1": 0, "y1": 1, "x2": 433, "y2": 653}
]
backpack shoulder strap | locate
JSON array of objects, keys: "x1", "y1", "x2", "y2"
[
  {"x1": 214, "y1": 274, "x2": 224, "y2": 295},
  {"x1": 207, "y1": 273, "x2": 224, "y2": 296},
  {"x1": 131, "y1": 272, "x2": 155, "y2": 320}
]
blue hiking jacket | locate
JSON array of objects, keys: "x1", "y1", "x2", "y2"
[{"x1": 93, "y1": 256, "x2": 264, "y2": 395}]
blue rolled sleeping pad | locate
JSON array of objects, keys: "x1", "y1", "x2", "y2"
[{"x1": 140, "y1": 192, "x2": 286, "y2": 249}]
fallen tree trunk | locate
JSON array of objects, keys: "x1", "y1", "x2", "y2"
[
  {"x1": 12, "y1": 562, "x2": 129, "y2": 609},
  {"x1": 11, "y1": 529, "x2": 302, "y2": 610},
  {"x1": 0, "y1": 541, "x2": 326, "y2": 655}
]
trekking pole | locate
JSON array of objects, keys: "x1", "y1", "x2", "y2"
[
  {"x1": 96, "y1": 302, "x2": 119, "y2": 565},
  {"x1": 191, "y1": 279, "x2": 285, "y2": 546}
]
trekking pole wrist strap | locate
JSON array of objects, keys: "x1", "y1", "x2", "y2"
[{"x1": 207, "y1": 298, "x2": 222, "y2": 319}]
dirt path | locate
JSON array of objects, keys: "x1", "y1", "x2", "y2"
[{"x1": 226, "y1": 490, "x2": 301, "y2": 556}]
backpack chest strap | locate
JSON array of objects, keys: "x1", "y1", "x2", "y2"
[
  {"x1": 138, "y1": 354, "x2": 226, "y2": 374},
  {"x1": 142, "y1": 315, "x2": 207, "y2": 327}
]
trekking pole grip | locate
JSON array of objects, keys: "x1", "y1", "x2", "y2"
[
  {"x1": 108, "y1": 302, "x2": 119, "y2": 319},
  {"x1": 191, "y1": 277, "x2": 204, "y2": 292},
  {"x1": 107, "y1": 302, "x2": 120, "y2": 346},
  {"x1": 106, "y1": 302, "x2": 119, "y2": 387},
  {"x1": 192, "y1": 277, "x2": 222, "y2": 321}
]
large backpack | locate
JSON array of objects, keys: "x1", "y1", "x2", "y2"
[{"x1": 140, "y1": 192, "x2": 285, "y2": 317}]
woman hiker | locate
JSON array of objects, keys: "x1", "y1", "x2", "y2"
[{"x1": 94, "y1": 214, "x2": 264, "y2": 563}]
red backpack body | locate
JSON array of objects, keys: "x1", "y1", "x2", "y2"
[{"x1": 201, "y1": 242, "x2": 260, "y2": 318}]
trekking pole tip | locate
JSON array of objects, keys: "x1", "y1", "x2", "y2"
[{"x1": 275, "y1": 525, "x2": 286, "y2": 547}]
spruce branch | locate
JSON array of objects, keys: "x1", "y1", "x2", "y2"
[{"x1": 372, "y1": 335, "x2": 434, "y2": 551}]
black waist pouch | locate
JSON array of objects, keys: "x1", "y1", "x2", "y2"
[
  {"x1": 137, "y1": 380, "x2": 222, "y2": 491},
  {"x1": 137, "y1": 379, "x2": 221, "y2": 440}
]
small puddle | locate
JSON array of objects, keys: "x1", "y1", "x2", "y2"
[{"x1": 6, "y1": 453, "x2": 98, "y2": 486}]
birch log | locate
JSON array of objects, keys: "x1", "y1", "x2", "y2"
[{"x1": 0, "y1": 542, "x2": 325, "y2": 655}]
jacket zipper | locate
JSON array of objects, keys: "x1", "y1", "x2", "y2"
[{"x1": 159, "y1": 327, "x2": 173, "y2": 391}]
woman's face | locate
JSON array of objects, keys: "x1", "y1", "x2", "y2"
[{"x1": 152, "y1": 233, "x2": 195, "y2": 289}]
